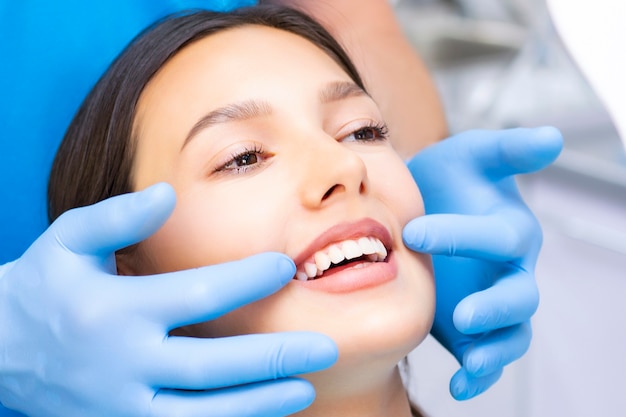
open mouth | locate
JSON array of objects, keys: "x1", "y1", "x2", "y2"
[{"x1": 295, "y1": 237, "x2": 389, "y2": 281}]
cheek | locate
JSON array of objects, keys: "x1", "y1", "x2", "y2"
[
  {"x1": 137, "y1": 184, "x2": 288, "y2": 273},
  {"x1": 370, "y1": 156, "x2": 424, "y2": 223},
  {"x1": 181, "y1": 290, "x2": 292, "y2": 338}
]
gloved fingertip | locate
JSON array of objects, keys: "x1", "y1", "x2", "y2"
[
  {"x1": 533, "y1": 125, "x2": 563, "y2": 142},
  {"x1": 449, "y1": 369, "x2": 474, "y2": 401},
  {"x1": 530, "y1": 126, "x2": 564, "y2": 158},
  {"x1": 310, "y1": 334, "x2": 339, "y2": 369},
  {"x1": 503, "y1": 126, "x2": 563, "y2": 174},
  {"x1": 285, "y1": 332, "x2": 338, "y2": 374},
  {"x1": 279, "y1": 378, "x2": 317, "y2": 414},
  {"x1": 275, "y1": 254, "x2": 297, "y2": 286},
  {"x1": 238, "y1": 252, "x2": 295, "y2": 287},
  {"x1": 132, "y1": 182, "x2": 176, "y2": 215},
  {"x1": 402, "y1": 218, "x2": 427, "y2": 251},
  {"x1": 53, "y1": 182, "x2": 178, "y2": 256},
  {"x1": 107, "y1": 183, "x2": 177, "y2": 250},
  {"x1": 450, "y1": 368, "x2": 502, "y2": 400}
]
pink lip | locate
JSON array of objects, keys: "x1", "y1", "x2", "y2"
[{"x1": 291, "y1": 218, "x2": 397, "y2": 293}]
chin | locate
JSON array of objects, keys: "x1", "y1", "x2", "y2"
[
  {"x1": 309, "y1": 257, "x2": 434, "y2": 379},
  {"x1": 300, "y1": 313, "x2": 432, "y2": 401},
  {"x1": 336, "y1": 300, "x2": 433, "y2": 367}
]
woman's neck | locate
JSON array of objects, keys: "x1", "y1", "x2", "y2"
[{"x1": 296, "y1": 365, "x2": 413, "y2": 417}]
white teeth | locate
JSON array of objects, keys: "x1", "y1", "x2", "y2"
[
  {"x1": 314, "y1": 251, "x2": 331, "y2": 271},
  {"x1": 304, "y1": 262, "x2": 318, "y2": 278},
  {"x1": 328, "y1": 244, "x2": 344, "y2": 264},
  {"x1": 376, "y1": 240, "x2": 388, "y2": 260},
  {"x1": 358, "y1": 237, "x2": 376, "y2": 255},
  {"x1": 295, "y1": 236, "x2": 389, "y2": 280},
  {"x1": 341, "y1": 240, "x2": 361, "y2": 260}
]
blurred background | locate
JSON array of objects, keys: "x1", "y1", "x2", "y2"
[{"x1": 393, "y1": 0, "x2": 626, "y2": 416}]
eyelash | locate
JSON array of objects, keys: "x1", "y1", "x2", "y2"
[
  {"x1": 216, "y1": 143, "x2": 269, "y2": 174},
  {"x1": 343, "y1": 121, "x2": 389, "y2": 143},
  {"x1": 214, "y1": 122, "x2": 389, "y2": 175}
]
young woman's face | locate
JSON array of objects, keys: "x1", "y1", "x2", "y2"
[{"x1": 127, "y1": 25, "x2": 434, "y2": 374}]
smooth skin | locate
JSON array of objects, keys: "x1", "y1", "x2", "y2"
[{"x1": 120, "y1": 26, "x2": 435, "y2": 416}]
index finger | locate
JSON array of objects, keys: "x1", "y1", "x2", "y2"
[
  {"x1": 410, "y1": 127, "x2": 563, "y2": 180},
  {"x1": 464, "y1": 127, "x2": 563, "y2": 179},
  {"x1": 129, "y1": 252, "x2": 296, "y2": 328}
]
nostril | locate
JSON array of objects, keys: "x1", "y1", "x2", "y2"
[{"x1": 322, "y1": 184, "x2": 340, "y2": 201}]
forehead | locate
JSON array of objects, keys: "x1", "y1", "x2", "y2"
[
  {"x1": 131, "y1": 23, "x2": 358, "y2": 187},
  {"x1": 138, "y1": 24, "x2": 352, "y2": 105},
  {"x1": 132, "y1": 24, "x2": 356, "y2": 151}
]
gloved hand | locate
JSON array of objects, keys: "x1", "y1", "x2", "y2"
[
  {"x1": 403, "y1": 127, "x2": 563, "y2": 400},
  {"x1": 0, "y1": 183, "x2": 337, "y2": 417}
]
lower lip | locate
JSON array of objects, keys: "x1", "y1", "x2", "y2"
[{"x1": 293, "y1": 251, "x2": 398, "y2": 293}]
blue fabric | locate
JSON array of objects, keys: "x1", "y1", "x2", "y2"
[
  {"x1": 0, "y1": 407, "x2": 22, "y2": 417},
  {"x1": 0, "y1": 0, "x2": 256, "y2": 264}
]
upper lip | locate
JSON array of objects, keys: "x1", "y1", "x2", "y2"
[{"x1": 292, "y1": 218, "x2": 393, "y2": 269}]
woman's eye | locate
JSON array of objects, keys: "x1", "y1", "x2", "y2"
[
  {"x1": 217, "y1": 145, "x2": 268, "y2": 174},
  {"x1": 343, "y1": 123, "x2": 389, "y2": 142},
  {"x1": 225, "y1": 152, "x2": 258, "y2": 169}
]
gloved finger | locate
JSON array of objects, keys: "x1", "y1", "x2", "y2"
[
  {"x1": 453, "y1": 271, "x2": 539, "y2": 334},
  {"x1": 151, "y1": 378, "x2": 315, "y2": 417},
  {"x1": 51, "y1": 182, "x2": 176, "y2": 257},
  {"x1": 454, "y1": 127, "x2": 563, "y2": 179},
  {"x1": 132, "y1": 252, "x2": 296, "y2": 327},
  {"x1": 151, "y1": 332, "x2": 337, "y2": 389},
  {"x1": 449, "y1": 367, "x2": 503, "y2": 401},
  {"x1": 462, "y1": 322, "x2": 532, "y2": 377},
  {"x1": 409, "y1": 127, "x2": 562, "y2": 180},
  {"x1": 478, "y1": 127, "x2": 562, "y2": 179},
  {"x1": 403, "y1": 212, "x2": 538, "y2": 261}
]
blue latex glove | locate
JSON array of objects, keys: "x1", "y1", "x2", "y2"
[
  {"x1": 0, "y1": 183, "x2": 337, "y2": 417},
  {"x1": 403, "y1": 127, "x2": 563, "y2": 400}
]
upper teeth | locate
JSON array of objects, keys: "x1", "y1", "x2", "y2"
[{"x1": 295, "y1": 237, "x2": 388, "y2": 281}]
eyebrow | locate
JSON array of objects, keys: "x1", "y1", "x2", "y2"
[
  {"x1": 182, "y1": 100, "x2": 272, "y2": 149},
  {"x1": 182, "y1": 81, "x2": 368, "y2": 149},
  {"x1": 319, "y1": 81, "x2": 368, "y2": 104}
]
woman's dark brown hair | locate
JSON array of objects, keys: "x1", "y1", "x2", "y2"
[{"x1": 48, "y1": 4, "x2": 365, "y2": 222}]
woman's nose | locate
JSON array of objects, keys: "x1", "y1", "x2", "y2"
[{"x1": 298, "y1": 139, "x2": 369, "y2": 209}]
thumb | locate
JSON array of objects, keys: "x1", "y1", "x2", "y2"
[{"x1": 51, "y1": 183, "x2": 176, "y2": 257}]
